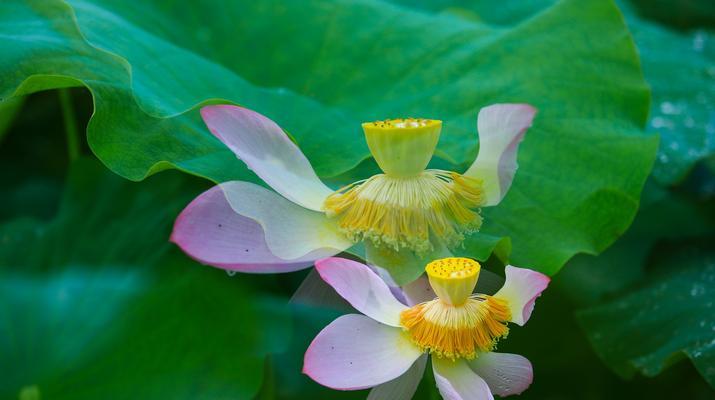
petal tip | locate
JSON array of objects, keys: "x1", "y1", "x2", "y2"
[
  {"x1": 505, "y1": 265, "x2": 551, "y2": 284},
  {"x1": 200, "y1": 104, "x2": 248, "y2": 120},
  {"x1": 302, "y1": 341, "x2": 325, "y2": 386},
  {"x1": 169, "y1": 207, "x2": 190, "y2": 248},
  {"x1": 502, "y1": 265, "x2": 550, "y2": 326},
  {"x1": 314, "y1": 256, "x2": 333, "y2": 270},
  {"x1": 301, "y1": 321, "x2": 362, "y2": 391},
  {"x1": 521, "y1": 104, "x2": 538, "y2": 122},
  {"x1": 314, "y1": 256, "x2": 350, "y2": 274},
  {"x1": 199, "y1": 104, "x2": 221, "y2": 118},
  {"x1": 519, "y1": 102, "x2": 538, "y2": 114},
  {"x1": 480, "y1": 103, "x2": 538, "y2": 126}
]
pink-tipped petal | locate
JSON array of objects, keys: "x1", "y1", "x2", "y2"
[
  {"x1": 201, "y1": 105, "x2": 333, "y2": 211},
  {"x1": 494, "y1": 265, "x2": 550, "y2": 326},
  {"x1": 290, "y1": 269, "x2": 354, "y2": 311},
  {"x1": 220, "y1": 181, "x2": 352, "y2": 260},
  {"x1": 368, "y1": 355, "x2": 427, "y2": 400},
  {"x1": 315, "y1": 258, "x2": 408, "y2": 327},
  {"x1": 464, "y1": 103, "x2": 537, "y2": 206},
  {"x1": 171, "y1": 183, "x2": 350, "y2": 272},
  {"x1": 433, "y1": 358, "x2": 494, "y2": 400},
  {"x1": 468, "y1": 353, "x2": 533, "y2": 396},
  {"x1": 303, "y1": 314, "x2": 422, "y2": 391}
]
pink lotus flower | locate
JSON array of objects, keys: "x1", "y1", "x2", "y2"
[
  {"x1": 304, "y1": 257, "x2": 549, "y2": 399},
  {"x1": 171, "y1": 104, "x2": 536, "y2": 275}
]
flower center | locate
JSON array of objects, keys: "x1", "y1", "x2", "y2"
[
  {"x1": 363, "y1": 118, "x2": 442, "y2": 177},
  {"x1": 426, "y1": 257, "x2": 480, "y2": 305},
  {"x1": 323, "y1": 171, "x2": 483, "y2": 254},
  {"x1": 400, "y1": 258, "x2": 511, "y2": 359}
]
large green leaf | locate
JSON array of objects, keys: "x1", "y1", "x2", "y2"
[
  {"x1": 617, "y1": 1, "x2": 715, "y2": 185},
  {"x1": 628, "y1": 0, "x2": 715, "y2": 29},
  {"x1": 498, "y1": 271, "x2": 714, "y2": 399},
  {"x1": 387, "y1": 0, "x2": 556, "y2": 24},
  {"x1": 0, "y1": 0, "x2": 656, "y2": 277},
  {"x1": 392, "y1": 0, "x2": 714, "y2": 187},
  {"x1": 0, "y1": 158, "x2": 290, "y2": 399},
  {"x1": 558, "y1": 180, "x2": 715, "y2": 306},
  {"x1": 558, "y1": 139, "x2": 715, "y2": 388},
  {"x1": 577, "y1": 245, "x2": 715, "y2": 388},
  {"x1": 0, "y1": 96, "x2": 24, "y2": 143}
]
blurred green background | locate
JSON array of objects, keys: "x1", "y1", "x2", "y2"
[{"x1": 1, "y1": 0, "x2": 714, "y2": 399}]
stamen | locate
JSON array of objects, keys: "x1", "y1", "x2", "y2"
[
  {"x1": 323, "y1": 171, "x2": 483, "y2": 254},
  {"x1": 400, "y1": 295, "x2": 510, "y2": 360}
]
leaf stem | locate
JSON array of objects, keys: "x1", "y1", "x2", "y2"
[{"x1": 58, "y1": 88, "x2": 80, "y2": 161}]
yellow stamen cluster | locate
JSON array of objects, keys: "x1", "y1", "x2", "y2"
[
  {"x1": 400, "y1": 258, "x2": 511, "y2": 360},
  {"x1": 323, "y1": 171, "x2": 483, "y2": 254},
  {"x1": 401, "y1": 296, "x2": 510, "y2": 359}
]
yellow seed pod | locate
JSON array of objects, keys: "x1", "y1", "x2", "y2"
[
  {"x1": 425, "y1": 257, "x2": 481, "y2": 306},
  {"x1": 362, "y1": 118, "x2": 442, "y2": 177}
]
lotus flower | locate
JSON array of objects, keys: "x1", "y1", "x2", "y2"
[
  {"x1": 171, "y1": 104, "x2": 536, "y2": 277},
  {"x1": 303, "y1": 257, "x2": 549, "y2": 399}
]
